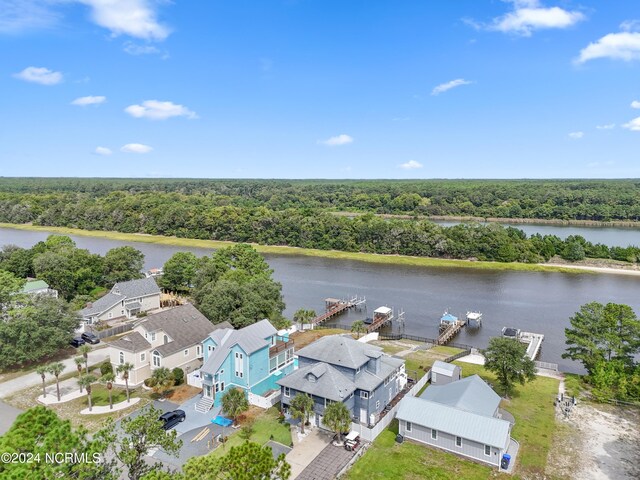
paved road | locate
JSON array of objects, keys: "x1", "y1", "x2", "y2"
[
  {"x1": 0, "y1": 401, "x2": 23, "y2": 435},
  {"x1": 0, "y1": 346, "x2": 109, "y2": 399}
]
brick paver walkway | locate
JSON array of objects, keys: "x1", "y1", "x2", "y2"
[{"x1": 296, "y1": 443, "x2": 358, "y2": 480}]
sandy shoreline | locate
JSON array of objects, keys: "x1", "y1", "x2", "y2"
[{"x1": 544, "y1": 263, "x2": 640, "y2": 277}]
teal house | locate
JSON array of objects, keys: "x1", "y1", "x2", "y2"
[{"x1": 199, "y1": 319, "x2": 295, "y2": 409}]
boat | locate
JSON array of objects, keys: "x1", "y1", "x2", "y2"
[
  {"x1": 501, "y1": 326, "x2": 520, "y2": 339},
  {"x1": 466, "y1": 311, "x2": 483, "y2": 327}
]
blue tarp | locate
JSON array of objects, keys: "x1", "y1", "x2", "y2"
[{"x1": 212, "y1": 416, "x2": 233, "y2": 427}]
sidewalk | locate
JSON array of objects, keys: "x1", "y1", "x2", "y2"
[
  {"x1": 0, "y1": 346, "x2": 109, "y2": 399},
  {"x1": 37, "y1": 375, "x2": 86, "y2": 405}
]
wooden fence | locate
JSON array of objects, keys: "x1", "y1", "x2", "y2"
[{"x1": 85, "y1": 323, "x2": 133, "y2": 339}]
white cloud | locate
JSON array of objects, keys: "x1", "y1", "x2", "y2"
[
  {"x1": 13, "y1": 66, "x2": 62, "y2": 85},
  {"x1": 123, "y1": 41, "x2": 160, "y2": 55},
  {"x1": 569, "y1": 131, "x2": 584, "y2": 139},
  {"x1": 399, "y1": 160, "x2": 423, "y2": 170},
  {"x1": 78, "y1": 0, "x2": 170, "y2": 40},
  {"x1": 622, "y1": 117, "x2": 640, "y2": 131},
  {"x1": 318, "y1": 134, "x2": 353, "y2": 146},
  {"x1": 431, "y1": 79, "x2": 473, "y2": 96},
  {"x1": 631, "y1": 101, "x2": 640, "y2": 109},
  {"x1": 596, "y1": 124, "x2": 615, "y2": 130},
  {"x1": 124, "y1": 100, "x2": 198, "y2": 120},
  {"x1": 0, "y1": 0, "x2": 60, "y2": 34},
  {"x1": 467, "y1": 0, "x2": 585, "y2": 37},
  {"x1": 121, "y1": 143, "x2": 153, "y2": 153},
  {"x1": 71, "y1": 95, "x2": 106, "y2": 106},
  {"x1": 577, "y1": 29, "x2": 640, "y2": 63},
  {"x1": 94, "y1": 146, "x2": 112, "y2": 155}
]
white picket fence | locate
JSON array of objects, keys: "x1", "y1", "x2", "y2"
[
  {"x1": 249, "y1": 390, "x2": 281, "y2": 409},
  {"x1": 351, "y1": 370, "x2": 431, "y2": 442},
  {"x1": 187, "y1": 370, "x2": 203, "y2": 389}
]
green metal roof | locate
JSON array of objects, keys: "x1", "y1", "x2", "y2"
[{"x1": 21, "y1": 280, "x2": 50, "y2": 293}]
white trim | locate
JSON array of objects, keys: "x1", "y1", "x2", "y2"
[
  {"x1": 484, "y1": 444, "x2": 491, "y2": 456},
  {"x1": 431, "y1": 429, "x2": 438, "y2": 440},
  {"x1": 360, "y1": 391, "x2": 369, "y2": 399},
  {"x1": 456, "y1": 436, "x2": 462, "y2": 447},
  {"x1": 284, "y1": 387, "x2": 290, "y2": 397},
  {"x1": 406, "y1": 421, "x2": 412, "y2": 432}
]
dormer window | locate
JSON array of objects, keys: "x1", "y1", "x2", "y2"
[
  {"x1": 151, "y1": 332, "x2": 156, "y2": 342},
  {"x1": 307, "y1": 374, "x2": 316, "y2": 383}
]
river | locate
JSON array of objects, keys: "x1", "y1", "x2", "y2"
[
  {"x1": 2, "y1": 227, "x2": 639, "y2": 374},
  {"x1": 433, "y1": 221, "x2": 640, "y2": 247}
]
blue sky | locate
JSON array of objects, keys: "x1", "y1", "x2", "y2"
[{"x1": 1, "y1": 0, "x2": 639, "y2": 179}]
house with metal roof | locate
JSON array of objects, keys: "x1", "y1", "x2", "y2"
[
  {"x1": 20, "y1": 279, "x2": 58, "y2": 298},
  {"x1": 397, "y1": 374, "x2": 516, "y2": 468},
  {"x1": 106, "y1": 304, "x2": 229, "y2": 386},
  {"x1": 79, "y1": 277, "x2": 161, "y2": 324},
  {"x1": 431, "y1": 360, "x2": 462, "y2": 385},
  {"x1": 198, "y1": 319, "x2": 295, "y2": 411},
  {"x1": 277, "y1": 335, "x2": 405, "y2": 429}
]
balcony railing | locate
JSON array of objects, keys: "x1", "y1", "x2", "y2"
[{"x1": 269, "y1": 339, "x2": 295, "y2": 357}]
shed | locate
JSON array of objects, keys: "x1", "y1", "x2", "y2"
[{"x1": 431, "y1": 360, "x2": 462, "y2": 385}]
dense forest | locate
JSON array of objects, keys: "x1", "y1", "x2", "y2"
[
  {"x1": 0, "y1": 178, "x2": 639, "y2": 264},
  {"x1": 2, "y1": 177, "x2": 640, "y2": 220}
]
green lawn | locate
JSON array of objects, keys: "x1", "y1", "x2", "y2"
[
  {"x1": 453, "y1": 362, "x2": 559, "y2": 478},
  {"x1": 404, "y1": 346, "x2": 465, "y2": 380},
  {"x1": 84, "y1": 384, "x2": 128, "y2": 407},
  {"x1": 210, "y1": 407, "x2": 291, "y2": 458},
  {"x1": 346, "y1": 420, "x2": 494, "y2": 480}
]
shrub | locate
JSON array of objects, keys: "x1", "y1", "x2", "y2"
[
  {"x1": 172, "y1": 367, "x2": 184, "y2": 386},
  {"x1": 100, "y1": 361, "x2": 113, "y2": 376},
  {"x1": 144, "y1": 377, "x2": 156, "y2": 388},
  {"x1": 137, "y1": 311, "x2": 148, "y2": 318}
]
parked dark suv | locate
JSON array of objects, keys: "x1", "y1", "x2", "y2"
[
  {"x1": 159, "y1": 410, "x2": 186, "y2": 430},
  {"x1": 70, "y1": 337, "x2": 85, "y2": 348},
  {"x1": 81, "y1": 332, "x2": 100, "y2": 344}
]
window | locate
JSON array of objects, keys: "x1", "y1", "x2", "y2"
[
  {"x1": 375, "y1": 400, "x2": 380, "y2": 409},
  {"x1": 360, "y1": 391, "x2": 369, "y2": 399},
  {"x1": 284, "y1": 387, "x2": 290, "y2": 397},
  {"x1": 140, "y1": 352, "x2": 146, "y2": 362},
  {"x1": 269, "y1": 356, "x2": 277, "y2": 373},
  {"x1": 324, "y1": 398, "x2": 333, "y2": 407},
  {"x1": 406, "y1": 421, "x2": 412, "y2": 432},
  {"x1": 145, "y1": 333, "x2": 148, "y2": 339},
  {"x1": 152, "y1": 351, "x2": 161, "y2": 367},
  {"x1": 184, "y1": 349, "x2": 189, "y2": 357},
  {"x1": 119, "y1": 351, "x2": 124, "y2": 365},
  {"x1": 484, "y1": 445, "x2": 491, "y2": 456},
  {"x1": 196, "y1": 345, "x2": 202, "y2": 356},
  {"x1": 234, "y1": 352, "x2": 244, "y2": 378},
  {"x1": 108, "y1": 312, "x2": 113, "y2": 319},
  {"x1": 164, "y1": 335, "x2": 168, "y2": 344},
  {"x1": 431, "y1": 429, "x2": 437, "y2": 440},
  {"x1": 208, "y1": 345, "x2": 214, "y2": 353},
  {"x1": 121, "y1": 310, "x2": 125, "y2": 315},
  {"x1": 151, "y1": 332, "x2": 156, "y2": 342},
  {"x1": 456, "y1": 436, "x2": 462, "y2": 447}
]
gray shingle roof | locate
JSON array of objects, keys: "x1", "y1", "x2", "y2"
[
  {"x1": 109, "y1": 331, "x2": 151, "y2": 353},
  {"x1": 297, "y1": 335, "x2": 385, "y2": 370},
  {"x1": 80, "y1": 292, "x2": 123, "y2": 317},
  {"x1": 112, "y1": 277, "x2": 160, "y2": 298},
  {"x1": 354, "y1": 356, "x2": 404, "y2": 391},
  {"x1": 397, "y1": 395, "x2": 511, "y2": 448},
  {"x1": 277, "y1": 362, "x2": 356, "y2": 402},
  {"x1": 141, "y1": 304, "x2": 231, "y2": 357},
  {"x1": 420, "y1": 375, "x2": 500, "y2": 417},
  {"x1": 200, "y1": 319, "x2": 277, "y2": 375},
  {"x1": 432, "y1": 360, "x2": 459, "y2": 377}
]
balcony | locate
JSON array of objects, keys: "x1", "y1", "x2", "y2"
[{"x1": 269, "y1": 339, "x2": 294, "y2": 357}]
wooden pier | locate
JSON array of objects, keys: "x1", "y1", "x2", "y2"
[
  {"x1": 365, "y1": 306, "x2": 404, "y2": 333},
  {"x1": 437, "y1": 320, "x2": 465, "y2": 345},
  {"x1": 312, "y1": 296, "x2": 366, "y2": 326},
  {"x1": 520, "y1": 331, "x2": 544, "y2": 360}
]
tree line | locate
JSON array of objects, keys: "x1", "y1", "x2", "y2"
[{"x1": 1, "y1": 177, "x2": 640, "y2": 221}]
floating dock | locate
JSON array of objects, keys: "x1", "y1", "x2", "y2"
[{"x1": 501, "y1": 327, "x2": 544, "y2": 360}]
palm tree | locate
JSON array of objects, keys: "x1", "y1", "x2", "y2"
[
  {"x1": 79, "y1": 374, "x2": 97, "y2": 412},
  {"x1": 150, "y1": 367, "x2": 174, "y2": 397},
  {"x1": 79, "y1": 344, "x2": 92, "y2": 374},
  {"x1": 47, "y1": 362, "x2": 66, "y2": 402},
  {"x1": 116, "y1": 362, "x2": 134, "y2": 403},
  {"x1": 36, "y1": 366, "x2": 48, "y2": 398},
  {"x1": 323, "y1": 401, "x2": 351, "y2": 445},
  {"x1": 101, "y1": 373, "x2": 116, "y2": 410},
  {"x1": 351, "y1": 320, "x2": 366, "y2": 339},
  {"x1": 293, "y1": 308, "x2": 316, "y2": 330},
  {"x1": 290, "y1": 393, "x2": 314, "y2": 434},
  {"x1": 221, "y1": 387, "x2": 249, "y2": 426},
  {"x1": 74, "y1": 357, "x2": 84, "y2": 393}
]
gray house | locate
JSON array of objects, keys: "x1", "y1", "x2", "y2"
[
  {"x1": 431, "y1": 360, "x2": 461, "y2": 385},
  {"x1": 80, "y1": 277, "x2": 161, "y2": 324},
  {"x1": 277, "y1": 335, "x2": 405, "y2": 428},
  {"x1": 397, "y1": 375, "x2": 515, "y2": 468}
]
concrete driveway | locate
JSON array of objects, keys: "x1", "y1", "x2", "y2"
[
  {"x1": 0, "y1": 401, "x2": 23, "y2": 435},
  {"x1": 286, "y1": 428, "x2": 332, "y2": 479}
]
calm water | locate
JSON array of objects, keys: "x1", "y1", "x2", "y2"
[
  {"x1": 433, "y1": 221, "x2": 640, "y2": 247},
  {"x1": 2, "y1": 227, "x2": 640, "y2": 373}
]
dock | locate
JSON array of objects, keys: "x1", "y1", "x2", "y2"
[
  {"x1": 312, "y1": 296, "x2": 366, "y2": 326},
  {"x1": 365, "y1": 306, "x2": 404, "y2": 333},
  {"x1": 520, "y1": 331, "x2": 544, "y2": 360},
  {"x1": 437, "y1": 320, "x2": 465, "y2": 345}
]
